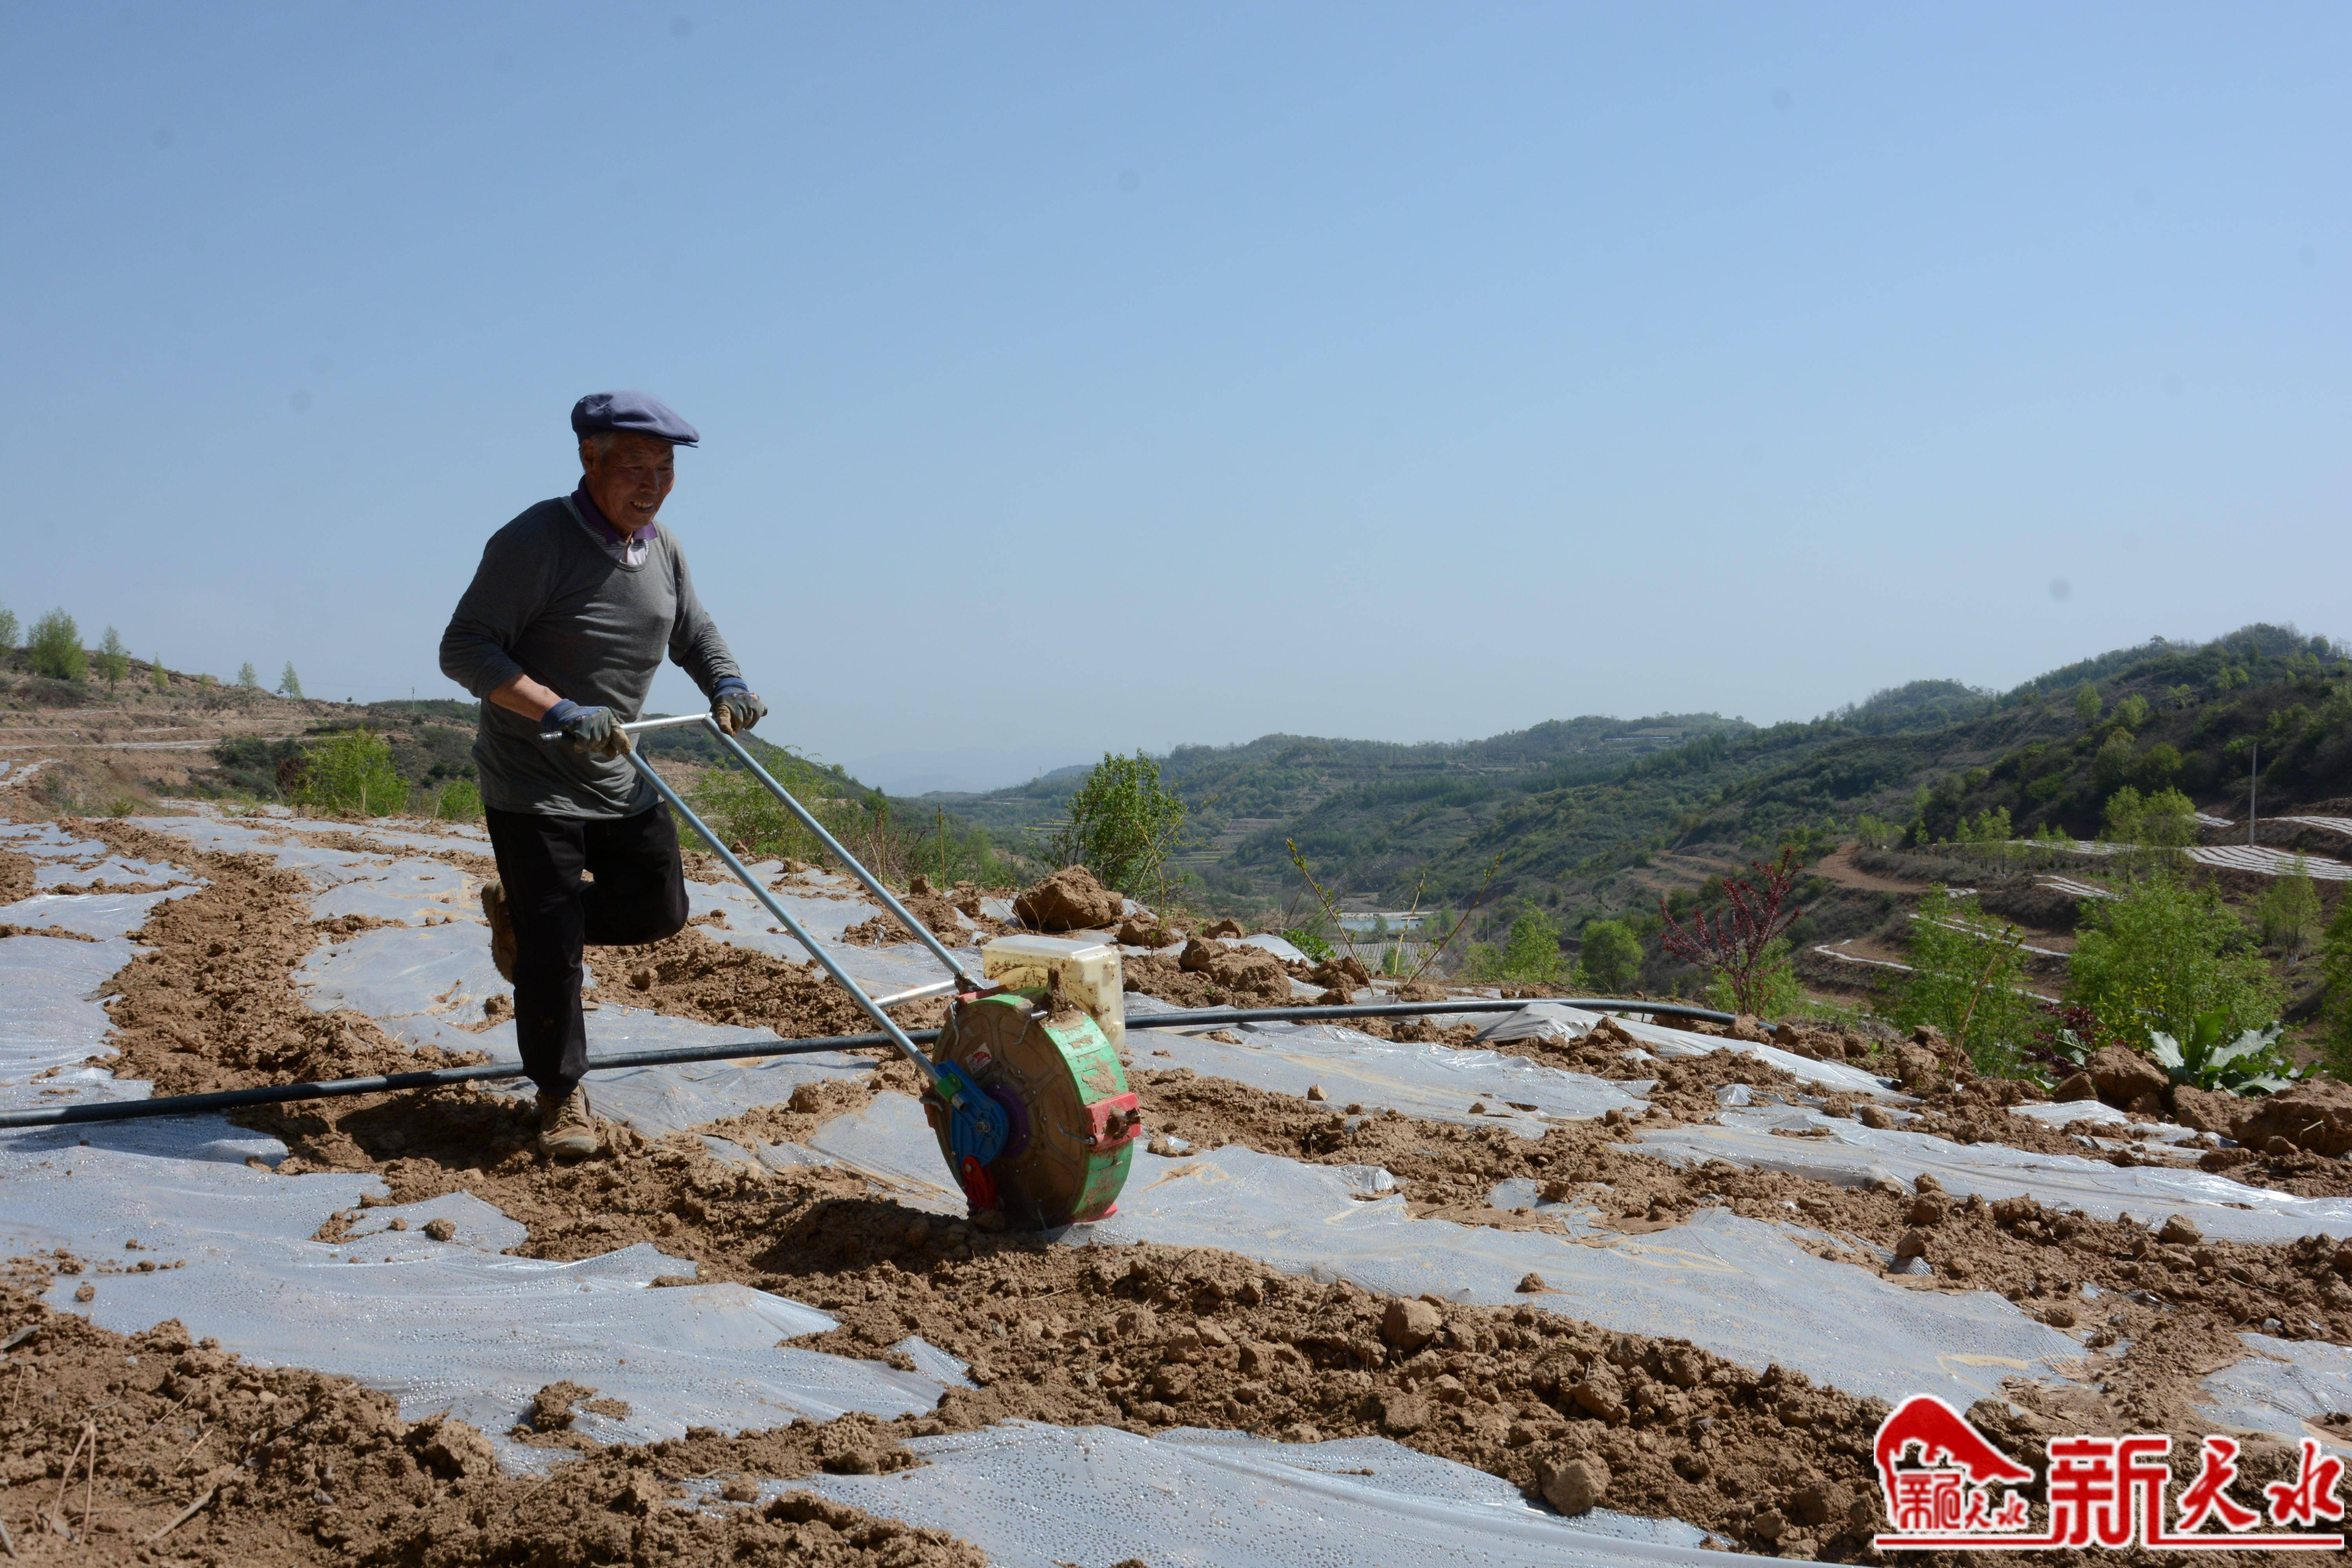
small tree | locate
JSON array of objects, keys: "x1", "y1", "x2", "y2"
[
  {"x1": 26, "y1": 610, "x2": 85, "y2": 681},
  {"x1": 2257, "y1": 858, "x2": 2323, "y2": 957},
  {"x1": 1891, "y1": 886, "x2": 2034, "y2": 1074},
  {"x1": 151, "y1": 655, "x2": 169, "y2": 693},
  {"x1": 1466, "y1": 909, "x2": 1566, "y2": 984},
  {"x1": 96, "y1": 627, "x2": 130, "y2": 688},
  {"x1": 298, "y1": 730, "x2": 408, "y2": 816},
  {"x1": 0, "y1": 603, "x2": 17, "y2": 652},
  {"x1": 2065, "y1": 871, "x2": 2283, "y2": 1042},
  {"x1": 1658, "y1": 847, "x2": 1805, "y2": 1017},
  {"x1": 278, "y1": 662, "x2": 303, "y2": 699},
  {"x1": 2074, "y1": 684, "x2": 2103, "y2": 726},
  {"x1": 1573, "y1": 918, "x2": 1644, "y2": 995},
  {"x1": 237, "y1": 661, "x2": 258, "y2": 687},
  {"x1": 2114, "y1": 694, "x2": 2151, "y2": 731},
  {"x1": 1052, "y1": 751, "x2": 1188, "y2": 900}
]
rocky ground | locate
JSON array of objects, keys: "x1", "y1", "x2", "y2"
[{"x1": 5, "y1": 788, "x2": 2352, "y2": 1561}]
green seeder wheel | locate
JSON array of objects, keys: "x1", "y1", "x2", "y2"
[{"x1": 923, "y1": 990, "x2": 1143, "y2": 1230}]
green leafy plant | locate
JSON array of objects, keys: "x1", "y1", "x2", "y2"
[
  {"x1": 2256, "y1": 857, "x2": 2323, "y2": 957},
  {"x1": 1049, "y1": 751, "x2": 1189, "y2": 902},
  {"x1": 1703, "y1": 938, "x2": 1802, "y2": 1018},
  {"x1": 2065, "y1": 871, "x2": 2284, "y2": 1043},
  {"x1": 2074, "y1": 684, "x2": 2102, "y2": 725},
  {"x1": 1889, "y1": 885, "x2": 2035, "y2": 1075},
  {"x1": 298, "y1": 729, "x2": 407, "y2": 816},
  {"x1": 2100, "y1": 786, "x2": 2197, "y2": 851},
  {"x1": 151, "y1": 655, "x2": 169, "y2": 693},
  {"x1": 27, "y1": 609, "x2": 85, "y2": 682},
  {"x1": 433, "y1": 779, "x2": 484, "y2": 822},
  {"x1": 0, "y1": 603, "x2": 17, "y2": 652},
  {"x1": 237, "y1": 661, "x2": 258, "y2": 687},
  {"x1": 96, "y1": 627, "x2": 130, "y2": 689},
  {"x1": 278, "y1": 661, "x2": 303, "y2": 699},
  {"x1": 1854, "y1": 814, "x2": 1900, "y2": 850},
  {"x1": 1280, "y1": 924, "x2": 1335, "y2": 964},
  {"x1": 2145, "y1": 1014, "x2": 2301, "y2": 1097},
  {"x1": 1465, "y1": 909, "x2": 1567, "y2": 985},
  {"x1": 1573, "y1": 918, "x2": 1644, "y2": 995},
  {"x1": 2323, "y1": 895, "x2": 2352, "y2": 1080},
  {"x1": 2114, "y1": 694, "x2": 2151, "y2": 730}
]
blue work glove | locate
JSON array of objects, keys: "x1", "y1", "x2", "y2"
[
  {"x1": 711, "y1": 679, "x2": 768, "y2": 736},
  {"x1": 544, "y1": 699, "x2": 632, "y2": 758}
]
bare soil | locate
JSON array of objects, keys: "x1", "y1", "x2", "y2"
[{"x1": 10, "y1": 807, "x2": 2352, "y2": 1559}]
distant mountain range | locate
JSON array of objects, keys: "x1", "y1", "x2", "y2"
[{"x1": 918, "y1": 624, "x2": 2351, "y2": 923}]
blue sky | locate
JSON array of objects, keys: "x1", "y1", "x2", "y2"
[{"x1": 4, "y1": 3, "x2": 2345, "y2": 790}]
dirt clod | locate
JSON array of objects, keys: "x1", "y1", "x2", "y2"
[{"x1": 1011, "y1": 866, "x2": 1122, "y2": 931}]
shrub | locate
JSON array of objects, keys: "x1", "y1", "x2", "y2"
[
  {"x1": 1704, "y1": 938, "x2": 1802, "y2": 1018},
  {"x1": 2324, "y1": 896, "x2": 2352, "y2": 1078},
  {"x1": 2074, "y1": 684, "x2": 2102, "y2": 725},
  {"x1": 27, "y1": 609, "x2": 85, "y2": 682},
  {"x1": 1050, "y1": 751, "x2": 1187, "y2": 900},
  {"x1": 2064, "y1": 871, "x2": 2283, "y2": 1042},
  {"x1": 0, "y1": 603, "x2": 16, "y2": 652},
  {"x1": 1659, "y1": 847, "x2": 1804, "y2": 1016},
  {"x1": 1573, "y1": 919, "x2": 1644, "y2": 995},
  {"x1": 151, "y1": 656, "x2": 168, "y2": 693},
  {"x1": 278, "y1": 662, "x2": 303, "y2": 699},
  {"x1": 298, "y1": 730, "x2": 407, "y2": 815},
  {"x1": 2256, "y1": 858, "x2": 2322, "y2": 956},
  {"x1": 434, "y1": 779, "x2": 484, "y2": 822},
  {"x1": 1855, "y1": 814, "x2": 1899, "y2": 851},
  {"x1": 2115, "y1": 694, "x2": 2151, "y2": 731},
  {"x1": 1465, "y1": 909, "x2": 1566, "y2": 985},
  {"x1": 1889, "y1": 885, "x2": 2035, "y2": 1075},
  {"x1": 2101, "y1": 786, "x2": 2197, "y2": 850},
  {"x1": 237, "y1": 661, "x2": 258, "y2": 687}
]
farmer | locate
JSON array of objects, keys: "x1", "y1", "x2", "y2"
[{"x1": 439, "y1": 391, "x2": 767, "y2": 1157}]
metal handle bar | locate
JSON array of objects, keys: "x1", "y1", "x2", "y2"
[
  {"x1": 541, "y1": 712, "x2": 979, "y2": 992},
  {"x1": 618, "y1": 748, "x2": 946, "y2": 1088}
]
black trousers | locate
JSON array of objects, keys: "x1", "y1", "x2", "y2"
[{"x1": 484, "y1": 804, "x2": 690, "y2": 1097}]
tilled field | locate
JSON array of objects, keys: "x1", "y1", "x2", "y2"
[{"x1": 3, "y1": 803, "x2": 2351, "y2": 1562}]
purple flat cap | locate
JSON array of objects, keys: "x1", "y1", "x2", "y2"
[{"x1": 571, "y1": 390, "x2": 700, "y2": 447}]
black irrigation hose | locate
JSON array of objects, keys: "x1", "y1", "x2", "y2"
[{"x1": 0, "y1": 996, "x2": 1731, "y2": 1131}]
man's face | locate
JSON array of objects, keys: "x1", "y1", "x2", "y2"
[{"x1": 580, "y1": 432, "x2": 676, "y2": 534}]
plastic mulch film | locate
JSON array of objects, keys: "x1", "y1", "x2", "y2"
[
  {"x1": 0, "y1": 1116, "x2": 951, "y2": 1468},
  {"x1": 1131, "y1": 1021, "x2": 1644, "y2": 1136},
  {"x1": 2196, "y1": 1333, "x2": 2352, "y2": 1451},
  {"x1": 793, "y1": 1422, "x2": 1747, "y2": 1568},
  {"x1": 797, "y1": 1091, "x2": 2083, "y2": 1407},
  {"x1": 1630, "y1": 1103, "x2": 2352, "y2": 1244}
]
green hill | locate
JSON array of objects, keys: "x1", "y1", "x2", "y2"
[{"x1": 914, "y1": 626, "x2": 2352, "y2": 926}]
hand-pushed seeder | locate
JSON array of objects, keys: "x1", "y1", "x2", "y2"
[{"x1": 600, "y1": 713, "x2": 1145, "y2": 1229}]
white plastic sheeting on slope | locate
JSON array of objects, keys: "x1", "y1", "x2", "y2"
[
  {"x1": 0, "y1": 1115, "x2": 951, "y2": 1471},
  {"x1": 1539, "y1": 1005, "x2": 1900, "y2": 1100},
  {"x1": 2189, "y1": 845, "x2": 2352, "y2": 881},
  {"x1": 799, "y1": 1423, "x2": 1745, "y2": 1568},
  {"x1": 797, "y1": 1091, "x2": 2082, "y2": 1407},
  {"x1": 1630, "y1": 1104, "x2": 2352, "y2": 1244},
  {"x1": 2198, "y1": 1334, "x2": 2352, "y2": 1451},
  {"x1": 1130, "y1": 1022, "x2": 1643, "y2": 1136}
]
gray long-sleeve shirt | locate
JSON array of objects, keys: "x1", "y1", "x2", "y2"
[{"x1": 439, "y1": 495, "x2": 742, "y2": 818}]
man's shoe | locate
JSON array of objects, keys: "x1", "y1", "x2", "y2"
[
  {"x1": 537, "y1": 1088, "x2": 601, "y2": 1158},
  {"x1": 481, "y1": 881, "x2": 517, "y2": 982}
]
